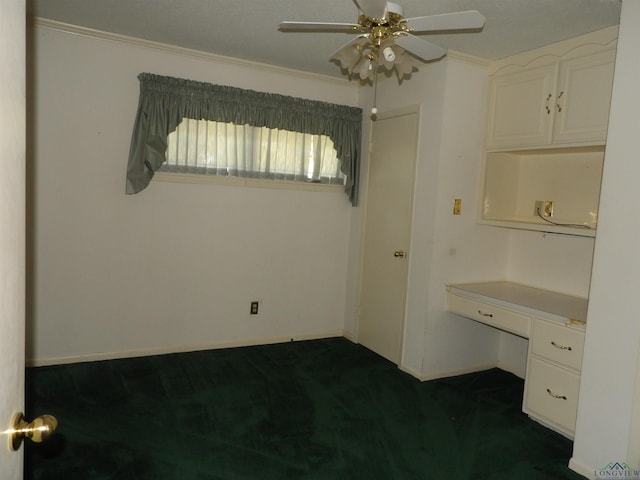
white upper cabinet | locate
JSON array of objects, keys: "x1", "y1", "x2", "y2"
[
  {"x1": 479, "y1": 27, "x2": 618, "y2": 236},
  {"x1": 552, "y1": 49, "x2": 617, "y2": 145},
  {"x1": 486, "y1": 64, "x2": 558, "y2": 149},
  {"x1": 486, "y1": 30, "x2": 617, "y2": 150}
]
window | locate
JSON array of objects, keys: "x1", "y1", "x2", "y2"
[
  {"x1": 125, "y1": 73, "x2": 362, "y2": 204},
  {"x1": 160, "y1": 118, "x2": 345, "y2": 185}
]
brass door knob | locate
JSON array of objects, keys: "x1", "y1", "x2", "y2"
[
  {"x1": 393, "y1": 250, "x2": 406, "y2": 258},
  {"x1": 9, "y1": 412, "x2": 58, "y2": 451}
]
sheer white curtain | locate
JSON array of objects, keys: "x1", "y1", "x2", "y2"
[{"x1": 162, "y1": 118, "x2": 345, "y2": 185}]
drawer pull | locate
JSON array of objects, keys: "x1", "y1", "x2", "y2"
[
  {"x1": 551, "y1": 341, "x2": 573, "y2": 351},
  {"x1": 546, "y1": 388, "x2": 567, "y2": 400},
  {"x1": 477, "y1": 310, "x2": 493, "y2": 318}
]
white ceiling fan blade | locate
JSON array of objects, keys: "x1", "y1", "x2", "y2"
[
  {"x1": 394, "y1": 34, "x2": 446, "y2": 62},
  {"x1": 279, "y1": 21, "x2": 360, "y2": 32},
  {"x1": 404, "y1": 10, "x2": 485, "y2": 33},
  {"x1": 352, "y1": 0, "x2": 388, "y2": 20}
]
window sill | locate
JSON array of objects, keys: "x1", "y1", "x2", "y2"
[{"x1": 154, "y1": 171, "x2": 346, "y2": 193}]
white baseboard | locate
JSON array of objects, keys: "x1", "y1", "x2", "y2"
[
  {"x1": 342, "y1": 330, "x2": 357, "y2": 343},
  {"x1": 26, "y1": 330, "x2": 345, "y2": 367},
  {"x1": 568, "y1": 457, "x2": 594, "y2": 479}
]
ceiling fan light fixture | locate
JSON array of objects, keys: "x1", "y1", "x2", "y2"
[
  {"x1": 394, "y1": 51, "x2": 420, "y2": 79},
  {"x1": 333, "y1": 40, "x2": 418, "y2": 82},
  {"x1": 357, "y1": 51, "x2": 377, "y2": 81},
  {"x1": 332, "y1": 36, "x2": 369, "y2": 73},
  {"x1": 382, "y1": 46, "x2": 396, "y2": 62},
  {"x1": 379, "y1": 41, "x2": 400, "y2": 69},
  {"x1": 333, "y1": 46, "x2": 363, "y2": 73}
]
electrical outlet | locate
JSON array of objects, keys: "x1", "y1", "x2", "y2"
[
  {"x1": 250, "y1": 301, "x2": 259, "y2": 315},
  {"x1": 534, "y1": 200, "x2": 554, "y2": 218}
]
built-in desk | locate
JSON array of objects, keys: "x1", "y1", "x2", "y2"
[
  {"x1": 447, "y1": 281, "x2": 588, "y2": 327},
  {"x1": 446, "y1": 281, "x2": 588, "y2": 438}
]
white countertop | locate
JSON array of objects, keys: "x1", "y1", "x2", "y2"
[{"x1": 447, "y1": 281, "x2": 588, "y2": 324}]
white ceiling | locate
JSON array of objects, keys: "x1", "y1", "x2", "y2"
[{"x1": 27, "y1": 0, "x2": 622, "y2": 78}]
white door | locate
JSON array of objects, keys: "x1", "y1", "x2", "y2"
[
  {"x1": 358, "y1": 110, "x2": 418, "y2": 364},
  {"x1": 0, "y1": 1, "x2": 26, "y2": 479}
]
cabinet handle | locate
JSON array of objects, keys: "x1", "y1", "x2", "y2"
[
  {"x1": 546, "y1": 388, "x2": 567, "y2": 400},
  {"x1": 545, "y1": 93, "x2": 552, "y2": 114},
  {"x1": 477, "y1": 310, "x2": 493, "y2": 318},
  {"x1": 556, "y1": 91, "x2": 564, "y2": 112},
  {"x1": 551, "y1": 341, "x2": 573, "y2": 351}
]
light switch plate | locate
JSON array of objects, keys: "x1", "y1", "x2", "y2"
[{"x1": 453, "y1": 199, "x2": 462, "y2": 215}]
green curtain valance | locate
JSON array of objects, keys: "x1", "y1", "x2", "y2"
[{"x1": 126, "y1": 73, "x2": 363, "y2": 205}]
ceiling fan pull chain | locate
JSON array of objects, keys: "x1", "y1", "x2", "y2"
[{"x1": 371, "y1": 51, "x2": 380, "y2": 117}]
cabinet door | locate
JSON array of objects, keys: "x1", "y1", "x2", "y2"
[
  {"x1": 553, "y1": 50, "x2": 616, "y2": 144},
  {"x1": 486, "y1": 64, "x2": 558, "y2": 149}
]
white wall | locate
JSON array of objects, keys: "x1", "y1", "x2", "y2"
[
  {"x1": 420, "y1": 58, "x2": 518, "y2": 379},
  {"x1": 571, "y1": 1, "x2": 640, "y2": 475},
  {"x1": 28, "y1": 23, "x2": 360, "y2": 364},
  {"x1": 506, "y1": 230, "x2": 594, "y2": 298}
]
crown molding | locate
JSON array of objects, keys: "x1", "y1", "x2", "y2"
[
  {"x1": 31, "y1": 17, "x2": 356, "y2": 87},
  {"x1": 32, "y1": 17, "x2": 493, "y2": 82},
  {"x1": 446, "y1": 49, "x2": 491, "y2": 68},
  {"x1": 488, "y1": 25, "x2": 619, "y2": 75}
]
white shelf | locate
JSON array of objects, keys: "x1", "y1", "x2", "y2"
[{"x1": 480, "y1": 146, "x2": 603, "y2": 237}]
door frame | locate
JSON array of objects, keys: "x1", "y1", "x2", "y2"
[{"x1": 355, "y1": 105, "x2": 421, "y2": 365}]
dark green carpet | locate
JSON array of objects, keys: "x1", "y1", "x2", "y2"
[{"x1": 25, "y1": 337, "x2": 583, "y2": 479}]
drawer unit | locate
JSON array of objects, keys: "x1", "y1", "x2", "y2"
[
  {"x1": 524, "y1": 357, "x2": 581, "y2": 436},
  {"x1": 446, "y1": 282, "x2": 587, "y2": 439},
  {"x1": 447, "y1": 292, "x2": 531, "y2": 338},
  {"x1": 530, "y1": 319, "x2": 585, "y2": 371}
]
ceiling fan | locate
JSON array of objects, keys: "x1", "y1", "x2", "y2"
[{"x1": 279, "y1": 0, "x2": 485, "y2": 82}]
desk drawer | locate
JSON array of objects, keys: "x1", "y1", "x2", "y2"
[
  {"x1": 531, "y1": 319, "x2": 584, "y2": 371},
  {"x1": 524, "y1": 357, "x2": 580, "y2": 436},
  {"x1": 447, "y1": 292, "x2": 530, "y2": 338}
]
